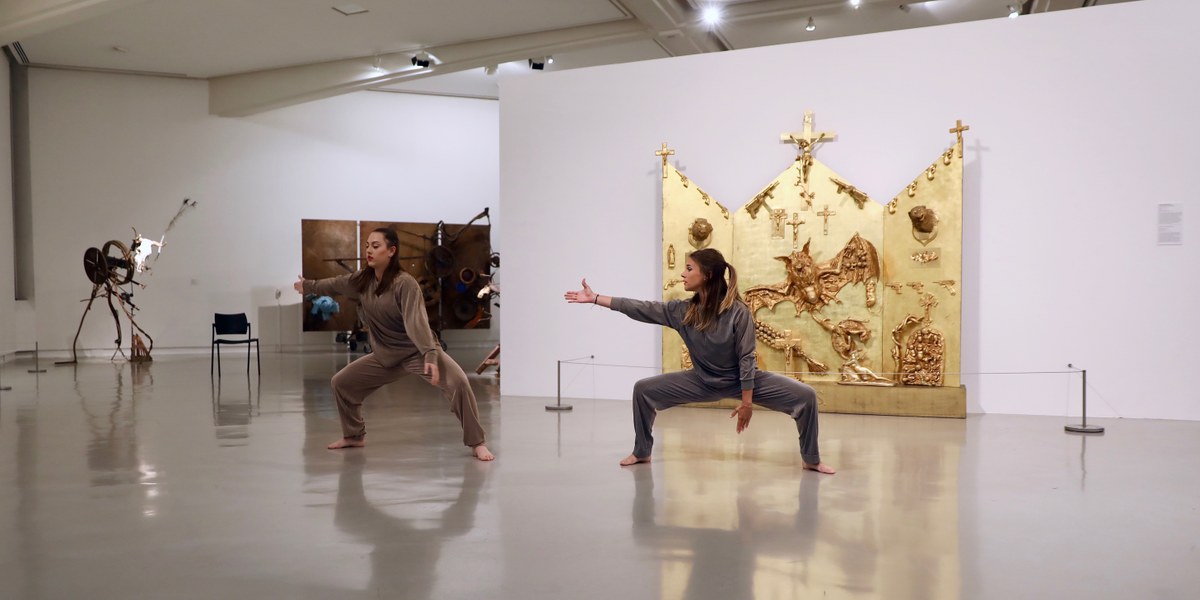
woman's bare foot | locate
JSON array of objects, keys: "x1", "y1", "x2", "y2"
[
  {"x1": 619, "y1": 454, "x2": 651, "y2": 466},
  {"x1": 473, "y1": 444, "x2": 495, "y2": 461},
  {"x1": 327, "y1": 438, "x2": 365, "y2": 450},
  {"x1": 804, "y1": 462, "x2": 836, "y2": 474}
]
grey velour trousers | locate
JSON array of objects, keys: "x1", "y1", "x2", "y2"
[{"x1": 631, "y1": 369, "x2": 821, "y2": 464}]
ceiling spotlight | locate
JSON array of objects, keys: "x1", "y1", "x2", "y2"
[
  {"x1": 850, "y1": 0, "x2": 862, "y2": 8},
  {"x1": 528, "y1": 58, "x2": 546, "y2": 70},
  {"x1": 701, "y1": 5, "x2": 723, "y2": 27},
  {"x1": 1007, "y1": 4, "x2": 1019, "y2": 18},
  {"x1": 806, "y1": 17, "x2": 816, "y2": 32},
  {"x1": 411, "y1": 51, "x2": 431, "y2": 68},
  {"x1": 547, "y1": 56, "x2": 554, "y2": 64}
]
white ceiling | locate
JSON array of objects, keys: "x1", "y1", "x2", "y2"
[
  {"x1": 5, "y1": 0, "x2": 1140, "y2": 109},
  {"x1": 15, "y1": 0, "x2": 631, "y2": 77}
]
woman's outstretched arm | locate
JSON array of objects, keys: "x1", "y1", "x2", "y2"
[
  {"x1": 565, "y1": 278, "x2": 681, "y2": 328},
  {"x1": 563, "y1": 278, "x2": 611, "y2": 307},
  {"x1": 295, "y1": 273, "x2": 355, "y2": 298}
]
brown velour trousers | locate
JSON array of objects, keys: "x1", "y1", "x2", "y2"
[{"x1": 330, "y1": 349, "x2": 486, "y2": 447}]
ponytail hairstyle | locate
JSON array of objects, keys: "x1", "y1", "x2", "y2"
[
  {"x1": 351, "y1": 227, "x2": 406, "y2": 296},
  {"x1": 682, "y1": 248, "x2": 744, "y2": 332}
]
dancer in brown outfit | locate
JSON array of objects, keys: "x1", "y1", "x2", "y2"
[{"x1": 295, "y1": 227, "x2": 494, "y2": 461}]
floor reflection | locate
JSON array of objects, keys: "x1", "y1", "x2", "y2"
[
  {"x1": 14, "y1": 405, "x2": 41, "y2": 600},
  {"x1": 82, "y1": 364, "x2": 143, "y2": 487},
  {"x1": 637, "y1": 413, "x2": 963, "y2": 600},
  {"x1": 2, "y1": 354, "x2": 1196, "y2": 599},
  {"x1": 211, "y1": 376, "x2": 260, "y2": 445},
  {"x1": 334, "y1": 453, "x2": 489, "y2": 600}
]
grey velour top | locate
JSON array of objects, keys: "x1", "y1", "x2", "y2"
[{"x1": 610, "y1": 297, "x2": 758, "y2": 391}]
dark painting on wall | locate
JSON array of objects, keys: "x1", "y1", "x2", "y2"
[{"x1": 360, "y1": 220, "x2": 492, "y2": 332}]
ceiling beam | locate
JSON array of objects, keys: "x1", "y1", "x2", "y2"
[
  {"x1": 625, "y1": 0, "x2": 728, "y2": 55},
  {"x1": 209, "y1": 19, "x2": 652, "y2": 117},
  {"x1": 0, "y1": 0, "x2": 147, "y2": 47}
]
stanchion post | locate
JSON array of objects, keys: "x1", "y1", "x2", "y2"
[
  {"x1": 28, "y1": 342, "x2": 47, "y2": 374},
  {"x1": 1, "y1": 355, "x2": 10, "y2": 391},
  {"x1": 546, "y1": 358, "x2": 574, "y2": 411},
  {"x1": 1065, "y1": 364, "x2": 1103, "y2": 434}
]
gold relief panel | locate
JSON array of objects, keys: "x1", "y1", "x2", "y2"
[
  {"x1": 666, "y1": 125, "x2": 963, "y2": 395},
  {"x1": 879, "y1": 136, "x2": 962, "y2": 388},
  {"x1": 662, "y1": 162, "x2": 732, "y2": 373}
]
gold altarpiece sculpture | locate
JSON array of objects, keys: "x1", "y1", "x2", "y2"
[
  {"x1": 659, "y1": 115, "x2": 967, "y2": 417},
  {"x1": 659, "y1": 142, "x2": 734, "y2": 373}
]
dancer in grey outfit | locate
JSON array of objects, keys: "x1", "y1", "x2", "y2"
[{"x1": 565, "y1": 248, "x2": 835, "y2": 473}]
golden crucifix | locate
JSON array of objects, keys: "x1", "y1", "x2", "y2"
[
  {"x1": 782, "y1": 111, "x2": 835, "y2": 205},
  {"x1": 655, "y1": 142, "x2": 675, "y2": 179},
  {"x1": 949, "y1": 120, "x2": 969, "y2": 158},
  {"x1": 770, "y1": 209, "x2": 787, "y2": 238},
  {"x1": 816, "y1": 205, "x2": 837, "y2": 235},
  {"x1": 780, "y1": 330, "x2": 806, "y2": 380},
  {"x1": 786, "y1": 212, "x2": 806, "y2": 248},
  {"x1": 781, "y1": 110, "x2": 837, "y2": 152}
]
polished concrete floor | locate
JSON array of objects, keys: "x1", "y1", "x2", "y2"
[{"x1": 0, "y1": 351, "x2": 1196, "y2": 600}]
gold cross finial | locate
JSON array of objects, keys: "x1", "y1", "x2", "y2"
[
  {"x1": 949, "y1": 120, "x2": 970, "y2": 157},
  {"x1": 655, "y1": 142, "x2": 675, "y2": 179},
  {"x1": 781, "y1": 110, "x2": 836, "y2": 152}
]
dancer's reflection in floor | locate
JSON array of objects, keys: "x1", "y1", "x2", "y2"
[
  {"x1": 334, "y1": 452, "x2": 489, "y2": 599},
  {"x1": 631, "y1": 466, "x2": 840, "y2": 600}
]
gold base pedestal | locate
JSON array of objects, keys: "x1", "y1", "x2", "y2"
[
  {"x1": 692, "y1": 381, "x2": 966, "y2": 419},
  {"x1": 810, "y1": 381, "x2": 965, "y2": 418}
]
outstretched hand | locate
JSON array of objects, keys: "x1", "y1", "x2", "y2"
[
  {"x1": 731, "y1": 404, "x2": 753, "y2": 434},
  {"x1": 563, "y1": 278, "x2": 597, "y2": 304},
  {"x1": 293, "y1": 275, "x2": 305, "y2": 294}
]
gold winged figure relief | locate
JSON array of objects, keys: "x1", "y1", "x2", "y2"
[{"x1": 743, "y1": 234, "x2": 881, "y2": 378}]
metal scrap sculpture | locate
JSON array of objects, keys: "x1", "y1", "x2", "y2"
[{"x1": 59, "y1": 199, "x2": 196, "y2": 364}]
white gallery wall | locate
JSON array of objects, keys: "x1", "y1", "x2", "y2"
[
  {"x1": 26, "y1": 69, "x2": 499, "y2": 354},
  {"x1": 0, "y1": 57, "x2": 14, "y2": 357},
  {"x1": 500, "y1": 0, "x2": 1199, "y2": 419}
]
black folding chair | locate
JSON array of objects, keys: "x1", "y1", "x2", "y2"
[{"x1": 211, "y1": 313, "x2": 260, "y2": 378}]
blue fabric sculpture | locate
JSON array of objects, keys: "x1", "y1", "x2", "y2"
[{"x1": 309, "y1": 295, "x2": 340, "y2": 321}]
